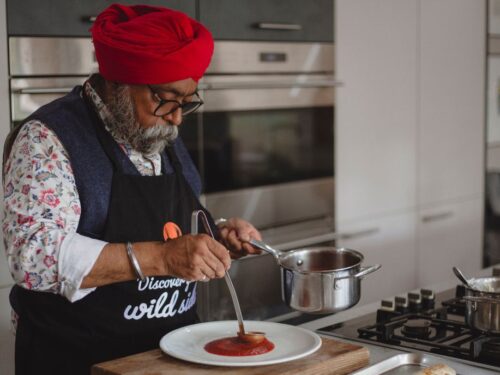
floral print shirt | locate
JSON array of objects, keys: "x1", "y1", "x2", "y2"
[{"x1": 3, "y1": 79, "x2": 163, "y2": 303}]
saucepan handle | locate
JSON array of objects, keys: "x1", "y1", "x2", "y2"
[
  {"x1": 353, "y1": 264, "x2": 382, "y2": 279},
  {"x1": 333, "y1": 264, "x2": 381, "y2": 289},
  {"x1": 247, "y1": 238, "x2": 281, "y2": 262}
]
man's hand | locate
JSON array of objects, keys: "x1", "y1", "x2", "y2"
[
  {"x1": 162, "y1": 234, "x2": 231, "y2": 281},
  {"x1": 217, "y1": 217, "x2": 262, "y2": 259}
]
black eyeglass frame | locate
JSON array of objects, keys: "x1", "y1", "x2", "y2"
[{"x1": 148, "y1": 85, "x2": 204, "y2": 117}]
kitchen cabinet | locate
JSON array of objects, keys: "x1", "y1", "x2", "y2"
[
  {"x1": 0, "y1": 287, "x2": 14, "y2": 375},
  {"x1": 335, "y1": 0, "x2": 418, "y2": 223},
  {"x1": 336, "y1": 0, "x2": 485, "y2": 289},
  {"x1": 416, "y1": 0, "x2": 485, "y2": 281},
  {"x1": 199, "y1": 0, "x2": 333, "y2": 42},
  {"x1": 417, "y1": 197, "x2": 483, "y2": 287},
  {"x1": 490, "y1": 0, "x2": 500, "y2": 35},
  {"x1": 6, "y1": 0, "x2": 196, "y2": 36},
  {"x1": 487, "y1": 57, "x2": 500, "y2": 172},
  {"x1": 336, "y1": 212, "x2": 417, "y2": 305},
  {"x1": 487, "y1": 57, "x2": 500, "y2": 149},
  {"x1": 418, "y1": 0, "x2": 485, "y2": 206}
]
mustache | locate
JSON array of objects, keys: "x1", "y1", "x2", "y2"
[
  {"x1": 105, "y1": 85, "x2": 178, "y2": 156},
  {"x1": 133, "y1": 122, "x2": 178, "y2": 156}
]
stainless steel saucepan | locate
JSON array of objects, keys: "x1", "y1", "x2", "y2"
[
  {"x1": 461, "y1": 276, "x2": 500, "y2": 334},
  {"x1": 249, "y1": 239, "x2": 381, "y2": 314}
]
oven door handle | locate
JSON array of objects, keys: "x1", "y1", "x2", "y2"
[
  {"x1": 198, "y1": 80, "x2": 342, "y2": 91},
  {"x1": 12, "y1": 87, "x2": 75, "y2": 95}
]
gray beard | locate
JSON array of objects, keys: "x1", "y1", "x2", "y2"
[{"x1": 106, "y1": 85, "x2": 178, "y2": 156}]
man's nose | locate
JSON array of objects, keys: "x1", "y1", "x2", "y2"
[{"x1": 163, "y1": 107, "x2": 182, "y2": 126}]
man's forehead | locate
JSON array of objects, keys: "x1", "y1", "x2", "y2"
[{"x1": 153, "y1": 79, "x2": 197, "y2": 96}]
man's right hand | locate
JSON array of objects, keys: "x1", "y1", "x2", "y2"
[
  {"x1": 161, "y1": 234, "x2": 231, "y2": 281},
  {"x1": 81, "y1": 235, "x2": 231, "y2": 289}
]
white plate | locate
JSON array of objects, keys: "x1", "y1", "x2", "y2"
[{"x1": 159, "y1": 320, "x2": 322, "y2": 367}]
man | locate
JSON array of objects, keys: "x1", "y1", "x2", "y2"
[{"x1": 2, "y1": 4, "x2": 261, "y2": 374}]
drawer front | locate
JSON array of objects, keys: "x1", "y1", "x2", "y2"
[
  {"x1": 199, "y1": 0, "x2": 333, "y2": 42},
  {"x1": 7, "y1": 0, "x2": 196, "y2": 36}
]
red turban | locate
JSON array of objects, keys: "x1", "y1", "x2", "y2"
[{"x1": 91, "y1": 4, "x2": 214, "y2": 84}]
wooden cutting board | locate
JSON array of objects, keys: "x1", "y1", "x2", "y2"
[{"x1": 91, "y1": 336, "x2": 369, "y2": 375}]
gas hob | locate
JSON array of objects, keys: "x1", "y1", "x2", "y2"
[{"x1": 317, "y1": 271, "x2": 500, "y2": 371}]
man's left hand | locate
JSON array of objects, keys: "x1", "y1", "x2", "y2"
[{"x1": 217, "y1": 218, "x2": 262, "y2": 259}]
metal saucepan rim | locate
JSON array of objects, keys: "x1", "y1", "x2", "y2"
[
  {"x1": 466, "y1": 276, "x2": 500, "y2": 295},
  {"x1": 279, "y1": 247, "x2": 365, "y2": 274}
]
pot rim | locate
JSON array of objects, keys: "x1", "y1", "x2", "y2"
[
  {"x1": 279, "y1": 247, "x2": 365, "y2": 274},
  {"x1": 466, "y1": 276, "x2": 500, "y2": 296}
]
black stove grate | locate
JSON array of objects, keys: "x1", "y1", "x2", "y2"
[{"x1": 355, "y1": 294, "x2": 500, "y2": 366}]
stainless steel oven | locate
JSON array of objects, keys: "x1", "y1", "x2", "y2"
[
  {"x1": 9, "y1": 37, "x2": 97, "y2": 125},
  {"x1": 184, "y1": 41, "x2": 336, "y2": 234}
]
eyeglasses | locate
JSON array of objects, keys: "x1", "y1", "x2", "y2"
[{"x1": 148, "y1": 85, "x2": 203, "y2": 117}]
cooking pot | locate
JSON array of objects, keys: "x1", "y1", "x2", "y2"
[
  {"x1": 249, "y1": 239, "x2": 381, "y2": 314},
  {"x1": 462, "y1": 276, "x2": 500, "y2": 334}
]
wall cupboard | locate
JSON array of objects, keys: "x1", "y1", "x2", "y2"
[{"x1": 335, "y1": 0, "x2": 486, "y2": 301}]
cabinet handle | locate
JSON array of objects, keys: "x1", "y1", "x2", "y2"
[
  {"x1": 421, "y1": 211, "x2": 454, "y2": 223},
  {"x1": 338, "y1": 227, "x2": 380, "y2": 240},
  {"x1": 83, "y1": 16, "x2": 97, "y2": 23},
  {"x1": 13, "y1": 87, "x2": 74, "y2": 95},
  {"x1": 255, "y1": 23, "x2": 303, "y2": 31}
]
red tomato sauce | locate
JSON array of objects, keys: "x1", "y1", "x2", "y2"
[{"x1": 204, "y1": 336, "x2": 275, "y2": 356}]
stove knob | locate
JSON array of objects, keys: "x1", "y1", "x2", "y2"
[
  {"x1": 408, "y1": 292, "x2": 422, "y2": 312},
  {"x1": 395, "y1": 296, "x2": 409, "y2": 314},
  {"x1": 420, "y1": 288, "x2": 435, "y2": 310},
  {"x1": 376, "y1": 299, "x2": 397, "y2": 323},
  {"x1": 380, "y1": 299, "x2": 395, "y2": 311}
]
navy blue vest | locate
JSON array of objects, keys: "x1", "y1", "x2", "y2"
[{"x1": 23, "y1": 86, "x2": 201, "y2": 240}]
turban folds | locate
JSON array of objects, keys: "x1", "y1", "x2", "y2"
[{"x1": 91, "y1": 4, "x2": 214, "y2": 84}]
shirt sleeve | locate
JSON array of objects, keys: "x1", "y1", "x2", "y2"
[{"x1": 2, "y1": 120, "x2": 107, "y2": 302}]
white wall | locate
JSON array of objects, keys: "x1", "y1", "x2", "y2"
[{"x1": 0, "y1": 0, "x2": 15, "y2": 374}]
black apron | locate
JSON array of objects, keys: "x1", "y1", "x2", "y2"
[{"x1": 13, "y1": 94, "x2": 216, "y2": 375}]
